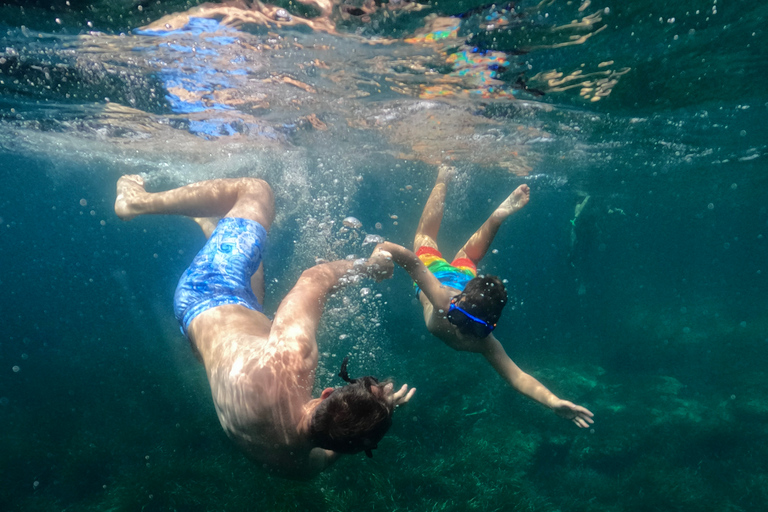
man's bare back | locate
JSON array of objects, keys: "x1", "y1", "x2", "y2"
[{"x1": 189, "y1": 304, "x2": 322, "y2": 476}]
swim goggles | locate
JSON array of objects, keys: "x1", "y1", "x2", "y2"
[{"x1": 446, "y1": 296, "x2": 496, "y2": 338}]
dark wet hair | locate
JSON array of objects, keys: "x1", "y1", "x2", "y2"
[
  {"x1": 459, "y1": 274, "x2": 507, "y2": 325},
  {"x1": 309, "y1": 358, "x2": 393, "y2": 458}
]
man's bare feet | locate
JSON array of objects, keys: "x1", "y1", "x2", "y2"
[
  {"x1": 436, "y1": 164, "x2": 457, "y2": 185},
  {"x1": 495, "y1": 184, "x2": 530, "y2": 218},
  {"x1": 115, "y1": 174, "x2": 147, "y2": 221}
]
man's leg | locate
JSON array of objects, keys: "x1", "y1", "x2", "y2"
[
  {"x1": 413, "y1": 164, "x2": 456, "y2": 251},
  {"x1": 453, "y1": 184, "x2": 530, "y2": 264},
  {"x1": 115, "y1": 175, "x2": 274, "y2": 303},
  {"x1": 115, "y1": 175, "x2": 274, "y2": 227}
]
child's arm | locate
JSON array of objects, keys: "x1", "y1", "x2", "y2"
[
  {"x1": 481, "y1": 336, "x2": 595, "y2": 428},
  {"x1": 376, "y1": 242, "x2": 448, "y2": 308}
]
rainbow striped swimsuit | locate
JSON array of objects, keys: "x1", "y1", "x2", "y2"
[{"x1": 414, "y1": 246, "x2": 477, "y2": 296}]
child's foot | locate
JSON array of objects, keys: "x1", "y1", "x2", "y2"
[
  {"x1": 436, "y1": 164, "x2": 457, "y2": 185},
  {"x1": 495, "y1": 184, "x2": 530, "y2": 218},
  {"x1": 115, "y1": 174, "x2": 147, "y2": 220}
]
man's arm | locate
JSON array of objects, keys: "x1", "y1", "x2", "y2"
[
  {"x1": 481, "y1": 336, "x2": 595, "y2": 428},
  {"x1": 376, "y1": 241, "x2": 449, "y2": 308},
  {"x1": 307, "y1": 447, "x2": 340, "y2": 474},
  {"x1": 269, "y1": 251, "x2": 394, "y2": 363}
]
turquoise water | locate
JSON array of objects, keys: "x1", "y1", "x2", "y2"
[{"x1": 1, "y1": 0, "x2": 767, "y2": 510}]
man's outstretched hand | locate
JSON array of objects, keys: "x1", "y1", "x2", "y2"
[{"x1": 386, "y1": 383, "x2": 416, "y2": 408}]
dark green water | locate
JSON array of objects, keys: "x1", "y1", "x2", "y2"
[{"x1": 1, "y1": 0, "x2": 767, "y2": 510}]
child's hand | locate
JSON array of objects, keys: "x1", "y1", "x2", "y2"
[
  {"x1": 366, "y1": 247, "x2": 394, "y2": 282},
  {"x1": 552, "y1": 400, "x2": 594, "y2": 428}
]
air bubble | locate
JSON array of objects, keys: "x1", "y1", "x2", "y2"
[
  {"x1": 342, "y1": 216, "x2": 362, "y2": 229},
  {"x1": 274, "y1": 8, "x2": 292, "y2": 21},
  {"x1": 363, "y1": 234, "x2": 384, "y2": 245}
]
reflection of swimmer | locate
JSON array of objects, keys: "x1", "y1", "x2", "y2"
[
  {"x1": 114, "y1": 175, "x2": 414, "y2": 479},
  {"x1": 134, "y1": 16, "x2": 288, "y2": 139},
  {"x1": 140, "y1": 0, "x2": 336, "y2": 34},
  {"x1": 404, "y1": 15, "x2": 520, "y2": 101},
  {"x1": 377, "y1": 166, "x2": 594, "y2": 428}
]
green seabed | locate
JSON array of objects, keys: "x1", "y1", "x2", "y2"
[{"x1": 6, "y1": 290, "x2": 768, "y2": 511}]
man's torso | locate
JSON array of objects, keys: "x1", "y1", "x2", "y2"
[{"x1": 188, "y1": 304, "x2": 321, "y2": 476}]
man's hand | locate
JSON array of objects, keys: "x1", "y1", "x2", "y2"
[
  {"x1": 552, "y1": 399, "x2": 594, "y2": 428},
  {"x1": 366, "y1": 247, "x2": 394, "y2": 282},
  {"x1": 381, "y1": 382, "x2": 416, "y2": 408}
]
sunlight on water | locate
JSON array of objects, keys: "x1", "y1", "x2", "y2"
[{"x1": 0, "y1": 0, "x2": 624, "y2": 177}]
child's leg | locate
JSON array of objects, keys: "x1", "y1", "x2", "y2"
[
  {"x1": 413, "y1": 165, "x2": 456, "y2": 251},
  {"x1": 453, "y1": 184, "x2": 530, "y2": 264}
]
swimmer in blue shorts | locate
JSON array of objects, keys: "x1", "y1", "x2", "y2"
[
  {"x1": 376, "y1": 165, "x2": 594, "y2": 428},
  {"x1": 115, "y1": 175, "x2": 414, "y2": 479}
]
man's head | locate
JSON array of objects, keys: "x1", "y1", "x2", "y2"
[
  {"x1": 309, "y1": 359, "x2": 394, "y2": 457},
  {"x1": 448, "y1": 274, "x2": 507, "y2": 337}
]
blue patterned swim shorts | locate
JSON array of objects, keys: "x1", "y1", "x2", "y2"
[{"x1": 173, "y1": 217, "x2": 267, "y2": 337}]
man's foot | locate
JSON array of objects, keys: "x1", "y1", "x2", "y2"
[
  {"x1": 494, "y1": 184, "x2": 530, "y2": 218},
  {"x1": 115, "y1": 174, "x2": 147, "y2": 220},
  {"x1": 436, "y1": 164, "x2": 457, "y2": 185}
]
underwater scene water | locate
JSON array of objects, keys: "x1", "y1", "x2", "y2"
[{"x1": 1, "y1": 0, "x2": 767, "y2": 510}]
